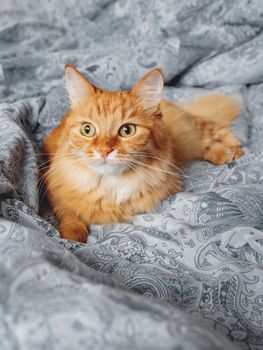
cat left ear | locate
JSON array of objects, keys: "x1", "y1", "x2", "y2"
[
  {"x1": 132, "y1": 68, "x2": 163, "y2": 110},
  {"x1": 65, "y1": 64, "x2": 95, "y2": 107}
]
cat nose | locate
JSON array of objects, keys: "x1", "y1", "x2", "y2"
[{"x1": 99, "y1": 148, "x2": 113, "y2": 158}]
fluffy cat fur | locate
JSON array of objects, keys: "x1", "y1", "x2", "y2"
[{"x1": 42, "y1": 65, "x2": 243, "y2": 242}]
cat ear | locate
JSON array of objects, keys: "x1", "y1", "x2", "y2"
[
  {"x1": 132, "y1": 68, "x2": 163, "y2": 110},
  {"x1": 65, "y1": 64, "x2": 95, "y2": 107}
]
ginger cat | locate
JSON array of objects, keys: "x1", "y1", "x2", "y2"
[{"x1": 42, "y1": 65, "x2": 243, "y2": 242}]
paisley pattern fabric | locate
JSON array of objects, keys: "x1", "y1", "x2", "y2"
[{"x1": 0, "y1": 0, "x2": 263, "y2": 349}]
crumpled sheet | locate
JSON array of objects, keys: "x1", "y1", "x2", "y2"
[{"x1": 1, "y1": 1, "x2": 263, "y2": 349}]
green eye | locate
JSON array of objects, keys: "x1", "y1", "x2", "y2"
[
  {"x1": 119, "y1": 124, "x2": 136, "y2": 138},
  {"x1": 81, "y1": 123, "x2": 96, "y2": 137}
]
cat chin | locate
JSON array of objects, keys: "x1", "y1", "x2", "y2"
[{"x1": 90, "y1": 163, "x2": 127, "y2": 176}]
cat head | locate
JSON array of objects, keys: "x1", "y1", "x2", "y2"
[{"x1": 64, "y1": 64, "x2": 166, "y2": 175}]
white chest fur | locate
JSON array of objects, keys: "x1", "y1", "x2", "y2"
[{"x1": 58, "y1": 157, "x2": 164, "y2": 205}]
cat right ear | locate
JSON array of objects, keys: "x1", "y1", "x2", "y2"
[
  {"x1": 65, "y1": 64, "x2": 95, "y2": 107},
  {"x1": 131, "y1": 68, "x2": 163, "y2": 111}
]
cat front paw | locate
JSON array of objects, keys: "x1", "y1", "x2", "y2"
[
  {"x1": 204, "y1": 142, "x2": 244, "y2": 165},
  {"x1": 59, "y1": 225, "x2": 88, "y2": 243},
  {"x1": 231, "y1": 145, "x2": 244, "y2": 160}
]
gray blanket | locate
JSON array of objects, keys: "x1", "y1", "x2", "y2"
[{"x1": 0, "y1": 1, "x2": 263, "y2": 349}]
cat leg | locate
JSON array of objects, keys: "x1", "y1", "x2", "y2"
[
  {"x1": 204, "y1": 126, "x2": 244, "y2": 165},
  {"x1": 58, "y1": 212, "x2": 88, "y2": 243}
]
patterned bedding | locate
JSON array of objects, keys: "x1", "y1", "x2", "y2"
[{"x1": 1, "y1": 1, "x2": 263, "y2": 349}]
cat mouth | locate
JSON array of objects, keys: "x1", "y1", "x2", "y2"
[
  {"x1": 75, "y1": 151, "x2": 127, "y2": 174},
  {"x1": 93, "y1": 158, "x2": 115, "y2": 166},
  {"x1": 90, "y1": 160, "x2": 127, "y2": 175}
]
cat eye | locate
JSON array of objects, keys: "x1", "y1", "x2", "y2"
[
  {"x1": 81, "y1": 123, "x2": 96, "y2": 137},
  {"x1": 118, "y1": 124, "x2": 136, "y2": 138}
]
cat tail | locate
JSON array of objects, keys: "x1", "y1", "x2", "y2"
[{"x1": 178, "y1": 93, "x2": 241, "y2": 126}]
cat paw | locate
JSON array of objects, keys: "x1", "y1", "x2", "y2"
[
  {"x1": 59, "y1": 226, "x2": 88, "y2": 243},
  {"x1": 231, "y1": 146, "x2": 244, "y2": 160},
  {"x1": 204, "y1": 142, "x2": 244, "y2": 165}
]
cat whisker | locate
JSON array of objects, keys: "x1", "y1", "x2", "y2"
[
  {"x1": 129, "y1": 151, "x2": 195, "y2": 180},
  {"x1": 38, "y1": 152, "x2": 101, "y2": 172},
  {"x1": 38, "y1": 158, "x2": 85, "y2": 203},
  {"x1": 37, "y1": 152, "x2": 77, "y2": 170},
  {"x1": 126, "y1": 163, "x2": 158, "y2": 190},
  {"x1": 38, "y1": 158, "x2": 69, "y2": 179},
  {"x1": 126, "y1": 162, "x2": 177, "y2": 198},
  {"x1": 38, "y1": 161, "x2": 68, "y2": 197},
  {"x1": 38, "y1": 157, "x2": 81, "y2": 194},
  {"x1": 37, "y1": 152, "x2": 78, "y2": 156},
  {"x1": 126, "y1": 158, "x2": 183, "y2": 179},
  {"x1": 125, "y1": 159, "x2": 182, "y2": 188}
]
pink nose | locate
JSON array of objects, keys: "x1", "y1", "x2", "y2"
[{"x1": 99, "y1": 148, "x2": 113, "y2": 158}]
